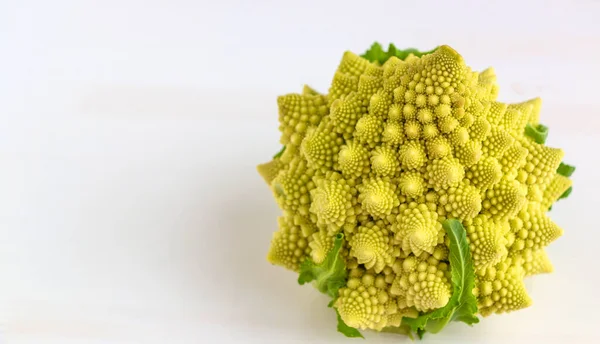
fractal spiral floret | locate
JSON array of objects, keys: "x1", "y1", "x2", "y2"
[{"x1": 257, "y1": 43, "x2": 575, "y2": 338}]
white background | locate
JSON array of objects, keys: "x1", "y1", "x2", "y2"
[{"x1": 2, "y1": 0, "x2": 600, "y2": 343}]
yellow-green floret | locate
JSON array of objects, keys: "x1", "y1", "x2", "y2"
[{"x1": 259, "y1": 44, "x2": 570, "y2": 334}]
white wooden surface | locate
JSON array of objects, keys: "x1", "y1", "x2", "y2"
[{"x1": 2, "y1": 0, "x2": 600, "y2": 343}]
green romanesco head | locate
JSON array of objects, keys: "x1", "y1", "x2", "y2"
[{"x1": 257, "y1": 43, "x2": 572, "y2": 336}]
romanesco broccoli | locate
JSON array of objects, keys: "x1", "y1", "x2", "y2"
[{"x1": 257, "y1": 42, "x2": 574, "y2": 339}]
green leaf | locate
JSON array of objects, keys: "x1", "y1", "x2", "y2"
[
  {"x1": 336, "y1": 309, "x2": 365, "y2": 339},
  {"x1": 361, "y1": 42, "x2": 438, "y2": 65},
  {"x1": 273, "y1": 145, "x2": 286, "y2": 159},
  {"x1": 558, "y1": 186, "x2": 573, "y2": 200},
  {"x1": 557, "y1": 162, "x2": 576, "y2": 177},
  {"x1": 360, "y1": 42, "x2": 388, "y2": 64},
  {"x1": 524, "y1": 123, "x2": 548, "y2": 144},
  {"x1": 553, "y1": 162, "x2": 576, "y2": 204},
  {"x1": 402, "y1": 219, "x2": 479, "y2": 338},
  {"x1": 387, "y1": 43, "x2": 398, "y2": 59},
  {"x1": 298, "y1": 233, "x2": 363, "y2": 338},
  {"x1": 382, "y1": 325, "x2": 415, "y2": 340},
  {"x1": 298, "y1": 232, "x2": 347, "y2": 298}
]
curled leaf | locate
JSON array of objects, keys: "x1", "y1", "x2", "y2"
[{"x1": 402, "y1": 219, "x2": 479, "y2": 338}]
